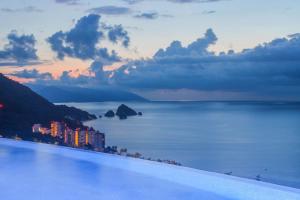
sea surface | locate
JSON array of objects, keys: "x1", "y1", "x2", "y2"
[{"x1": 63, "y1": 101, "x2": 300, "y2": 188}]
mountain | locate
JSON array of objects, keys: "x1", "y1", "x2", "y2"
[
  {"x1": 0, "y1": 74, "x2": 96, "y2": 138},
  {"x1": 28, "y1": 85, "x2": 147, "y2": 103}
]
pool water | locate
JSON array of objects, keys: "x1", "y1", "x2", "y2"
[{"x1": 0, "y1": 139, "x2": 299, "y2": 200}]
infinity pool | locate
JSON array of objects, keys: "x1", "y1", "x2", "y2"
[{"x1": 0, "y1": 139, "x2": 299, "y2": 200}]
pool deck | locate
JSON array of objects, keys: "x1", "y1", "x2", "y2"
[{"x1": 0, "y1": 138, "x2": 300, "y2": 200}]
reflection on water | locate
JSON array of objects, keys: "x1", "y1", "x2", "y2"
[{"x1": 63, "y1": 101, "x2": 300, "y2": 188}]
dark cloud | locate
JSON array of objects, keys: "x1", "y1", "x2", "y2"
[
  {"x1": 89, "y1": 61, "x2": 110, "y2": 83},
  {"x1": 107, "y1": 25, "x2": 130, "y2": 47},
  {"x1": 134, "y1": 12, "x2": 159, "y2": 20},
  {"x1": 46, "y1": 14, "x2": 131, "y2": 87},
  {"x1": 1, "y1": 6, "x2": 43, "y2": 13},
  {"x1": 111, "y1": 29, "x2": 300, "y2": 99},
  {"x1": 154, "y1": 28, "x2": 217, "y2": 57},
  {"x1": 57, "y1": 61, "x2": 110, "y2": 86},
  {"x1": 87, "y1": 6, "x2": 131, "y2": 15},
  {"x1": 0, "y1": 61, "x2": 43, "y2": 67},
  {"x1": 87, "y1": 5, "x2": 170, "y2": 20},
  {"x1": 10, "y1": 69, "x2": 53, "y2": 79},
  {"x1": 26, "y1": 29, "x2": 300, "y2": 100},
  {"x1": 0, "y1": 31, "x2": 38, "y2": 66},
  {"x1": 122, "y1": 0, "x2": 143, "y2": 4},
  {"x1": 30, "y1": 61, "x2": 110, "y2": 86},
  {"x1": 55, "y1": 0, "x2": 80, "y2": 5},
  {"x1": 47, "y1": 14, "x2": 103, "y2": 60},
  {"x1": 19, "y1": 69, "x2": 91, "y2": 86},
  {"x1": 121, "y1": 0, "x2": 226, "y2": 3},
  {"x1": 202, "y1": 10, "x2": 216, "y2": 14},
  {"x1": 47, "y1": 14, "x2": 125, "y2": 62},
  {"x1": 168, "y1": 0, "x2": 227, "y2": 3},
  {"x1": 58, "y1": 70, "x2": 91, "y2": 85}
]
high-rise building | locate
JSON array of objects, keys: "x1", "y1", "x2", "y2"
[
  {"x1": 93, "y1": 131, "x2": 105, "y2": 152},
  {"x1": 73, "y1": 128, "x2": 88, "y2": 147},
  {"x1": 88, "y1": 129, "x2": 96, "y2": 146},
  {"x1": 50, "y1": 121, "x2": 66, "y2": 138},
  {"x1": 85, "y1": 129, "x2": 89, "y2": 145},
  {"x1": 33, "y1": 122, "x2": 105, "y2": 151},
  {"x1": 64, "y1": 128, "x2": 74, "y2": 145},
  {"x1": 79, "y1": 130, "x2": 86, "y2": 147},
  {"x1": 74, "y1": 128, "x2": 80, "y2": 147}
]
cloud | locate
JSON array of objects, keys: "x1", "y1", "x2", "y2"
[
  {"x1": 121, "y1": 0, "x2": 226, "y2": 3},
  {"x1": 154, "y1": 28, "x2": 217, "y2": 57},
  {"x1": 168, "y1": 0, "x2": 227, "y2": 3},
  {"x1": 15, "y1": 69, "x2": 90, "y2": 86},
  {"x1": 55, "y1": 0, "x2": 80, "y2": 5},
  {"x1": 10, "y1": 69, "x2": 53, "y2": 79},
  {"x1": 107, "y1": 25, "x2": 130, "y2": 47},
  {"x1": 111, "y1": 29, "x2": 300, "y2": 99},
  {"x1": 0, "y1": 61, "x2": 43, "y2": 67},
  {"x1": 87, "y1": 6, "x2": 131, "y2": 15},
  {"x1": 134, "y1": 12, "x2": 159, "y2": 20},
  {"x1": 122, "y1": 0, "x2": 143, "y2": 4},
  {"x1": 47, "y1": 14, "x2": 126, "y2": 62},
  {"x1": 24, "y1": 29, "x2": 300, "y2": 100},
  {"x1": 47, "y1": 14, "x2": 103, "y2": 60},
  {"x1": 88, "y1": 61, "x2": 111, "y2": 83},
  {"x1": 1, "y1": 6, "x2": 43, "y2": 13},
  {"x1": 0, "y1": 31, "x2": 38, "y2": 66},
  {"x1": 29, "y1": 61, "x2": 111, "y2": 86},
  {"x1": 58, "y1": 70, "x2": 92, "y2": 85},
  {"x1": 45, "y1": 14, "x2": 132, "y2": 86},
  {"x1": 202, "y1": 10, "x2": 216, "y2": 14},
  {"x1": 87, "y1": 5, "x2": 171, "y2": 20}
]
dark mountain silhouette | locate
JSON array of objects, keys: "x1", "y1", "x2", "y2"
[
  {"x1": 0, "y1": 74, "x2": 96, "y2": 138},
  {"x1": 28, "y1": 84, "x2": 147, "y2": 103}
]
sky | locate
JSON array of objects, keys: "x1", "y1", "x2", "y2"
[{"x1": 0, "y1": 0, "x2": 300, "y2": 100}]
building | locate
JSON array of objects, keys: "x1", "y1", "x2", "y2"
[
  {"x1": 85, "y1": 129, "x2": 89, "y2": 145},
  {"x1": 79, "y1": 130, "x2": 87, "y2": 147},
  {"x1": 32, "y1": 124, "x2": 42, "y2": 133},
  {"x1": 73, "y1": 128, "x2": 88, "y2": 147},
  {"x1": 64, "y1": 128, "x2": 74, "y2": 146},
  {"x1": 39, "y1": 128, "x2": 50, "y2": 135},
  {"x1": 74, "y1": 128, "x2": 80, "y2": 147},
  {"x1": 51, "y1": 121, "x2": 66, "y2": 138},
  {"x1": 32, "y1": 124, "x2": 50, "y2": 135},
  {"x1": 93, "y1": 131, "x2": 105, "y2": 152},
  {"x1": 33, "y1": 122, "x2": 105, "y2": 151},
  {"x1": 87, "y1": 129, "x2": 96, "y2": 146},
  {"x1": 85, "y1": 128, "x2": 105, "y2": 151}
]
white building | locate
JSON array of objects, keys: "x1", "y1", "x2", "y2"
[{"x1": 32, "y1": 124, "x2": 42, "y2": 133}]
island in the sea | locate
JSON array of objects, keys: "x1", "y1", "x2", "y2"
[{"x1": 104, "y1": 104, "x2": 143, "y2": 120}]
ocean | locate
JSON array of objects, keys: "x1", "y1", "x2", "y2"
[{"x1": 63, "y1": 101, "x2": 300, "y2": 188}]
